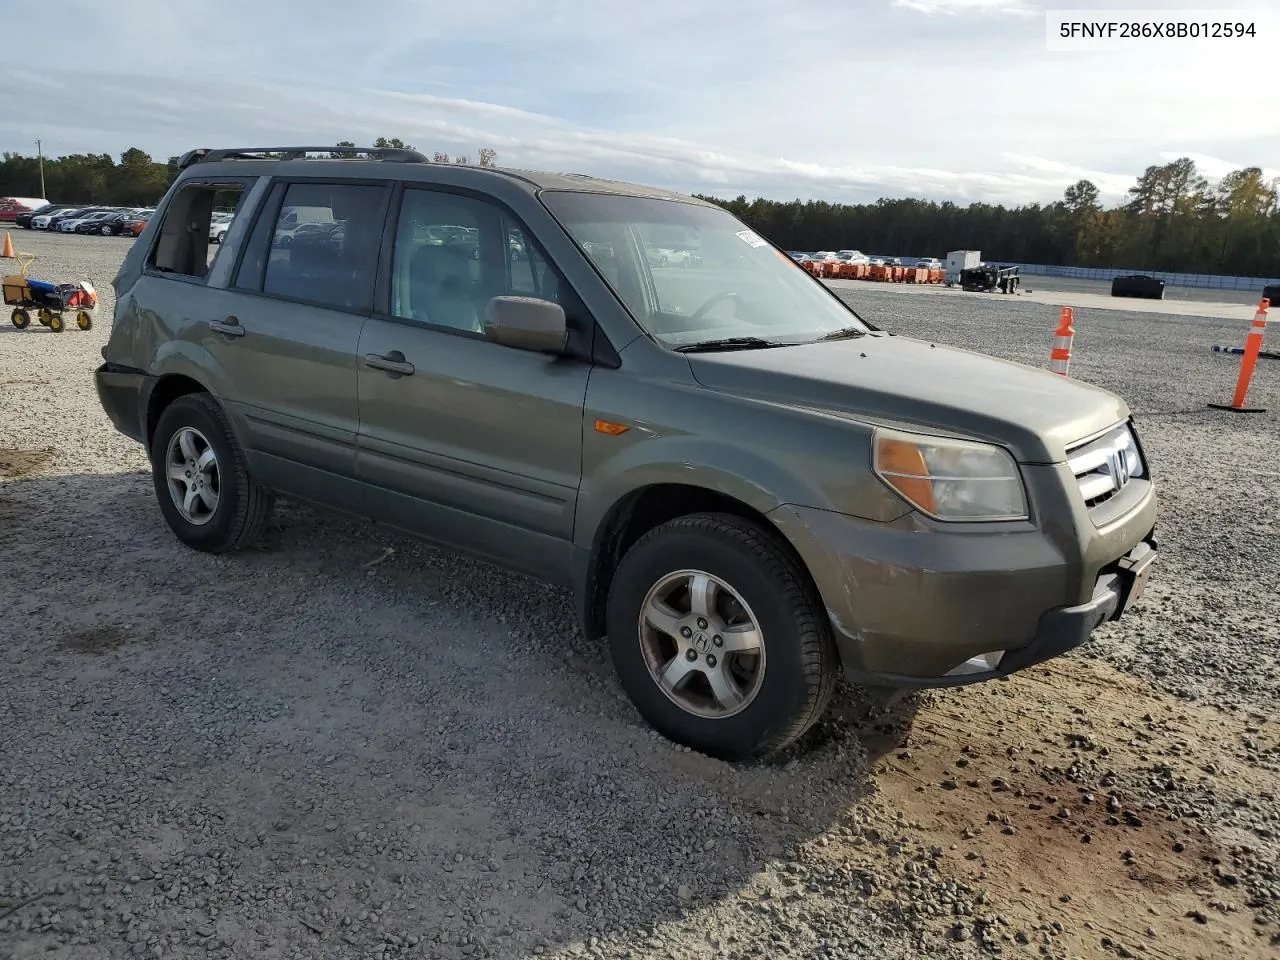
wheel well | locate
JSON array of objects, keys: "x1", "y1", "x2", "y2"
[
  {"x1": 582, "y1": 484, "x2": 819, "y2": 643},
  {"x1": 146, "y1": 375, "x2": 208, "y2": 448}
]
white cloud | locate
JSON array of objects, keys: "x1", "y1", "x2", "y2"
[
  {"x1": 892, "y1": 0, "x2": 1035, "y2": 14},
  {"x1": 1000, "y1": 154, "x2": 1137, "y2": 199},
  {"x1": 1155, "y1": 152, "x2": 1280, "y2": 183},
  {"x1": 7, "y1": 0, "x2": 1279, "y2": 207}
]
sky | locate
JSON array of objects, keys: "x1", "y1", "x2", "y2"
[{"x1": 6, "y1": 0, "x2": 1279, "y2": 207}]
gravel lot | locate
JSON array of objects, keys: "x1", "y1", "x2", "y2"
[{"x1": 2, "y1": 231, "x2": 1278, "y2": 960}]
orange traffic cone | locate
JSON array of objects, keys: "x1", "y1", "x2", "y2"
[
  {"x1": 1049, "y1": 306, "x2": 1074, "y2": 376},
  {"x1": 1209, "y1": 297, "x2": 1269, "y2": 413},
  {"x1": 1, "y1": 231, "x2": 13, "y2": 259}
]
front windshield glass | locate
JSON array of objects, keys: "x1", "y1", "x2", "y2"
[{"x1": 540, "y1": 191, "x2": 869, "y2": 348}]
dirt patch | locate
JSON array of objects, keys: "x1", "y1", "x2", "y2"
[
  {"x1": 57, "y1": 626, "x2": 130, "y2": 655},
  {"x1": 826, "y1": 657, "x2": 1278, "y2": 958},
  {"x1": 0, "y1": 447, "x2": 54, "y2": 480}
]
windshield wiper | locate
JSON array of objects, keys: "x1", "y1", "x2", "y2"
[
  {"x1": 813, "y1": 325, "x2": 869, "y2": 342},
  {"x1": 673, "y1": 336, "x2": 787, "y2": 353}
]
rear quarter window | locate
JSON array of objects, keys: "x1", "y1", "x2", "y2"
[{"x1": 147, "y1": 181, "x2": 251, "y2": 281}]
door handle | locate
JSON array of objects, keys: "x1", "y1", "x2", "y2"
[
  {"x1": 363, "y1": 353, "x2": 415, "y2": 376},
  {"x1": 210, "y1": 317, "x2": 245, "y2": 337}
]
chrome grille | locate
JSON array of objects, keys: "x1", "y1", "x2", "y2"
[{"x1": 1067, "y1": 423, "x2": 1145, "y2": 510}]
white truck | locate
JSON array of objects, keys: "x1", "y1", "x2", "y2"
[{"x1": 945, "y1": 250, "x2": 981, "y2": 286}]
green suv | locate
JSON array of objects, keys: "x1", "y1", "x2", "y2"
[{"x1": 95, "y1": 145, "x2": 1158, "y2": 760}]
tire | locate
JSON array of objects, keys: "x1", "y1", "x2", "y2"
[
  {"x1": 101, "y1": 225, "x2": 114, "y2": 236},
  {"x1": 11, "y1": 308, "x2": 29, "y2": 329},
  {"x1": 150, "y1": 393, "x2": 273, "y2": 553},
  {"x1": 605, "y1": 512, "x2": 838, "y2": 761},
  {"x1": 48, "y1": 313, "x2": 65, "y2": 333},
  {"x1": 76, "y1": 310, "x2": 92, "y2": 331}
]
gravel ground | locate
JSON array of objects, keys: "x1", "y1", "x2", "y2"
[{"x1": 2, "y1": 232, "x2": 1278, "y2": 960}]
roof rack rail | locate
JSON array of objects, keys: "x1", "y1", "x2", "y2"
[{"x1": 178, "y1": 146, "x2": 431, "y2": 169}]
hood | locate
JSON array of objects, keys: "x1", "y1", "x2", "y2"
[{"x1": 686, "y1": 332, "x2": 1129, "y2": 464}]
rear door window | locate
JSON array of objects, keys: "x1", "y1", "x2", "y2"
[{"x1": 239, "y1": 182, "x2": 389, "y2": 312}]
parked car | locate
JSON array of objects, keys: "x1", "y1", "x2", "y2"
[
  {"x1": 68, "y1": 211, "x2": 127, "y2": 235},
  {"x1": 82, "y1": 212, "x2": 145, "y2": 236},
  {"x1": 209, "y1": 212, "x2": 236, "y2": 244},
  {"x1": 115, "y1": 212, "x2": 152, "y2": 238},
  {"x1": 48, "y1": 207, "x2": 116, "y2": 231},
  {"x1": 61, "y1": 211, "x2": 121, "y2": 233},
  {"x1": 95, "y1": 144, "x2": 1158, "y2": 761},
  {"x1": 835, "y1": 249, "x2": 869, "y2": 264},
  {"x1": 33, "y1": 207, "x2": 87, "y2": 230},
  {"x1": 0, "y1": 197, "x2": 49, "y2": 223},
  {"x1": 16, "y1": 203, "x2": 77, "y2": 229}
]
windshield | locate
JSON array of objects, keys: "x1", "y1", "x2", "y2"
[{"x1": 541, "y1": 191, "x2": 869, "y2": 348}]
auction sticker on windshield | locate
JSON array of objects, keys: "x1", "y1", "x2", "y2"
[{"x1": 736, "y1": 230, "x2": 767, "y2": 248}]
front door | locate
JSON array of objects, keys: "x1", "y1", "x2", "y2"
[{"x1": 355, "y1": 187, "x2": 590, "y2": 583}]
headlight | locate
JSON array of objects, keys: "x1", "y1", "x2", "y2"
[{"x1": 873, "y1": 428, "x2": 1028, "y2": 522}]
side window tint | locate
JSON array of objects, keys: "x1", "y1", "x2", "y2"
[
  {"x1": 390, "y1": 190, "x2": 564, "y2": 334},
  {"x1": 260, "y1": 182, "x2": 387, "y2": 311},
  {"x1": 148, "y1": 183, "x2": 247, "y2": 280}
]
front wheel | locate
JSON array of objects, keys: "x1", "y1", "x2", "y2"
[
  {"x1": 605, "y1": 513, "x2": 838, "y2": 761},
  {"x1": 150, "y1": 394, "x2": 274, "y2": 553},
  {"x1": 76, "y1": 310, "x2": 92, "y2": 331},
  {"x1": 48, "y1": 312, "x2": 65, "y2": 333},
  {"x1": 100, "y1": 225, "x2": 114, "y2": 236}
]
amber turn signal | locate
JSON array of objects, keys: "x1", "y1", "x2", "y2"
[{"x1": 594, "y1": 419, "x2": 629, "y2": 436}]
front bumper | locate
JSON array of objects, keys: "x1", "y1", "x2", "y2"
[
  {"x1": 859, "y1": 537, "x2": 1156, "y2": 688},
  {"x1": 769, "y1": 484, "x2": 1157, "y2": 688}
]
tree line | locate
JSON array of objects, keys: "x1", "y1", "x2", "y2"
[
  {"x1": 697, "y1": 158, "x2": 1280, "y2": 276},
  {"x1": 3, "y1": 144, "x2": 1276, "y2": 275},
  {"x1": 0, "y1": 138, "x2": 499, "y2": 210}
]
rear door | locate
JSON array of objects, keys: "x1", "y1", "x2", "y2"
[
  {"x1": 354, "y1": 185, "x2": 591, "y2": 582},
  {"x1": 136, "y1": 176, "x2": 390, "y2": 509}
]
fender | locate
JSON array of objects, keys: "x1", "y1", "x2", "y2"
[
  {"x1": 571, "y1": 434, "x2": 865, "y2": 645},
  {"x1": 574, "y1": 434, "x2": 831, "y2": 549},
  {"x1": 143, "y1": 343, "x2": 253, "y2": 454},
  {"x1": 151, "y1": 339, "x2": 233, "y2": 399}
]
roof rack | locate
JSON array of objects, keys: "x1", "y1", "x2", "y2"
[{"x1": 178, "y1": 146, "x2": 430, "y2": 168}]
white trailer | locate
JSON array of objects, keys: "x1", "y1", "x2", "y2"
[{"x1": 944, "y1": 250, "x2": 981, "y2": 286}]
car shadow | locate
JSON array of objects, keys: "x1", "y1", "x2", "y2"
[{"x1": 1, "y1": 469, "x2": 931, "y2": 960}]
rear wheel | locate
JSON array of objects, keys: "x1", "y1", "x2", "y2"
[
  {"x1": 150, "y1": 394, "x2": 274, "y2": 553},
  {"x1": 605, "y1": 513, "x2": 838, "y2": 761},
  {"x1": 10, "y1": 308, "x2": 29, "y2": 329}
]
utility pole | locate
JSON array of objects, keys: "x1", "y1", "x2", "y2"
[{"x1": 36, "y1": 139, "x2": 46, "y2": 198}]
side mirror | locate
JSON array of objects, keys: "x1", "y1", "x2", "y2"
[{"x1": 482, "y1": 296, "x2": 568, "y2": 354}]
